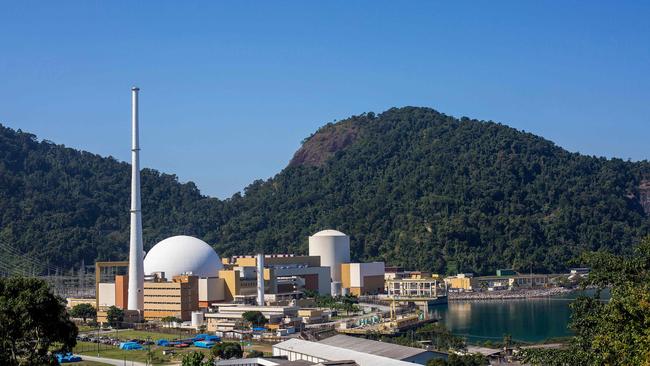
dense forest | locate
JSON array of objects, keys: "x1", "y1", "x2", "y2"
[{"x1": 1, "y1": 107, "x2": 649, "y2": 275}]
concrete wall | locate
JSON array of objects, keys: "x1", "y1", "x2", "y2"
[
  {"x1": 362, "y1": 275, "x2": 385, "y2": 294},
  {"x1": 115, "y1": 275, "x2": 128, "y2": 309},
  {"x1": 98, "y1": 283, "x2": 115, "y2": 307},
  {"x1": 199, "y1": 277, "x2": 225, "y2": 304},
  {"x1": 345, "y1": 262, "x2": 385, "y2": 287},
  {"x1": 219, "y1": 269, "x2": 240, "y2": 302},
  {"x1": 342, "y1": 262, "x2": 385, "y2": 294}
]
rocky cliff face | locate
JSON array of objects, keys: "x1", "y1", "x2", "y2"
[{"x1": 289, "y1": 120, "x2": 363, "y2": 167}]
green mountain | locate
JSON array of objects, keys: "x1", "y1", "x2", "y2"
[{"x1": 1, "y1": 107, "x2": 649, "y2": 275}]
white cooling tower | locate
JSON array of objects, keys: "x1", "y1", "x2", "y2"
[{"x1": 308, "y1": 230, "x2": 350, "y2": 282}]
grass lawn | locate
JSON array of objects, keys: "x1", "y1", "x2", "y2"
[
  {"x1": 113, "y1": 329, "x2": 193, "y2": 341},
  {"x1": 81, "y1": 328, "x2": 196, "y2": 341},
  {"x1": 74, "y1": 341, "x2": 210, "y2": 365},
  {"x1": 77, "y1": 324, "x2": 98, "y2": 332},
  {"x1": 246, "y1": 341, "x2": 273, "y2": 354},
  {"x1": 75, "y1": 361, "x2": 113, "y2": 366}
]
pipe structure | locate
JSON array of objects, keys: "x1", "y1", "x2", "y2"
[
  {"x1": 127, "y1": 87, "x2": 144, "y2": 312},
  {"x1": 256, "y1": 253, "x2": 265, "y2": 306}
]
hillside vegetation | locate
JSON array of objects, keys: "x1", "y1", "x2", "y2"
[{"x1": 1, "y1": 107, "x2": 648, "y2": 274}]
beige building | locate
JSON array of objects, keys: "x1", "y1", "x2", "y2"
[
  {"x1": 444, "y1": 273, "x2": 478, "y2": 291},
  {"x1": 475, "y1": 274, "x2": 549, "y2": 290},
  {"x1": 219, "y1": 254, "x2": 332, "y2": 301},
  {"x1": 445, "y1": 272, "x2": 550, "y2": 291},
  {"x1": 227, "y1": 254, "x2": 321, "y2": 268},
  {"x1": 386, "y1": 277, "x2": 446, "y2": 299},
  {"x1": 341, "y1": 262, "x2": 385, "y2": 296},
  {"x1": 205, "y1": 304, "x2": 299, "y2": 332},
  {"x1": 199, "y1": 277, "x2": 226, "y2": 307},
  {"x1": 143, "y1": 274, "x2": 199, "y2": 321}
]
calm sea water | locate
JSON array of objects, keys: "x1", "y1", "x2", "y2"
[{"x1": 427, "y1": 291, "x2": 606, "y2": 343}]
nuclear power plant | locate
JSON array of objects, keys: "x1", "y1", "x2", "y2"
[{"x1": 84, "y1": 88, "x2": 447, "y2": 338}]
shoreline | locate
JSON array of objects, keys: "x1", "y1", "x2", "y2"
[{"x1": 448, "y1": 287, "x2": 573, "y2": 301}]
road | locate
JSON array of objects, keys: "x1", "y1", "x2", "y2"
[
  {"x1": 80, "y1": 354, "x2": 149, "y2": 366},
  {"x1": 79, "y1": 328, "x2": 130, "y2": 337}
]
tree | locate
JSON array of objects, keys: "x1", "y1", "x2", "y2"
[
  {"x1": 69, "y1": 303, "x2": 96, "y2": 323},
  {"x1": 502, "y1": 334, "x2": 511, "y2": 351},
  {"x1": 106, "y1": 305, "x2": 124, "y2": 328},
  {"x1": 246, "y1": 350, "x2": 264, "y2": 358},
  {"x1": 415, "y1": 323, "x2": 466, "y2": 351},
  {"x1": 182, "y1": 351, "x2": 214, "y2": 366},
  {"x1": 427, "y1": 359, "x2": 446, "y2": 366},
  {"x1": 161, "y1": 316, "x2": 182, "y2": 326},
  {"x1": 426, "y1": 354, "x2": 488, "y2": 366},
  {"x1": 341, "y1": 294, "x2": 360, "y2": 315},
  {"x1": 3, "y1": 107, "x2": 650, "y2": 277},
  {"x1": 211, "y1": 342, "x2": 243, "y2": 359},
  {"x1": 520, "y1": 237, "x2": 650, "y2": 365},
  {"x1": 0, "y1": 277, "x2": 78, "y2": 366},
  {"x1": 242, "y1": 311, "x2": 268, "y2": 327}
]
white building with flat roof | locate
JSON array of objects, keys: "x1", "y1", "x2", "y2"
[{"x1": 273, "y1": 338, "x2": 423, "y2": 366}]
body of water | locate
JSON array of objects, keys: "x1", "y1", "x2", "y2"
[{"x1": 427, "y1": 292, "x2": 604, "y2": 343}]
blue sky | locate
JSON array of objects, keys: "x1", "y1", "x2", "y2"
[{"x1": 1, "y1": 1, "x2": 648, "y2": 198}]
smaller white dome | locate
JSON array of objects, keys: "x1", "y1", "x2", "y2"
[
  {"x1": 311, "y1": 229, "x2": 347, "y2": 237},
  {"x1": 144, "y1": 235, "x2": 223, "y2": 279}
]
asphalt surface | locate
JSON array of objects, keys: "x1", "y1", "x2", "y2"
[{"x1": 80, "y1": 354, "x2": 149, "y2": 366}]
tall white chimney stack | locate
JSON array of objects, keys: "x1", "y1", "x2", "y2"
[
  {"x1": 256, "y1": 254, "x2": 265, "y2": 306},
  {"x1": 127, "y1": 87, "x2": 144, "y2": 312}
]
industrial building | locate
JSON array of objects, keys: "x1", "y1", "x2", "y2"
[
  {"x1": 340, "y1": 262, "x2": 385, "y2": 296},
  {"x1": 143, "y1": 274, "x2": 198, "y2": 321},
  {"x1": 217, "y1": 358, "x2": 358, "y2": 366},
  {"x1": 308, "y1": 230, "x2": 350, "y2": 283},
  {"x1": 219, "y1": 254, "x2": 332, "y2": 301},
  {"x1": 94, "y1": 227, "x2": 391, "y2": 324},
  {"x1": 95, "y1": 235, "x2": 226, "y2": 323},
  {"x1": 272, "y1": 338, "x2": 430, "y2": 366},
  {"x1": 95, "y1": 95, "x2": 387, "y2": 326},
  {"x1": 445, "y1": 271, "x2": 550, "y2": 291},
  {"x1": 444, "y1": 273, "x2": 477, "y2": 292},
  {"x1": 205, "y1": 304, "x2": 300, "y2": 332},
  {"x1": 318, "y1": 335, "x2": 444, "y2": 364},
  {"x1": 94, "y1": 89, "x2": 400, "y2": 331},
  {"x1": 144, "y1": 235, "x2": 224, "y2": 279}
]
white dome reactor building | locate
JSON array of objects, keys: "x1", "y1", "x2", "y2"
[
  {"x1": 144, "y1": 235, "x2": 223, "y2": 279},
  {"x1": 308, "y1": 229, "x2": 350, "y2": 283}
]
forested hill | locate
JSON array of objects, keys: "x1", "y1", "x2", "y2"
[
  {"x1": 0, "y1": 125, "x2": 227, "y2": 272},
  {"x1": 1, "y1": 107, "x2": 649, "y2": 275}
]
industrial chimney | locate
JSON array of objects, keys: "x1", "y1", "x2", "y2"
[
  {"x1": 127, "y1": 87, "x2": 144, "y2": 312},
  {"x1": 256, "y1": 254, "x2": 265, "y2": 306}
]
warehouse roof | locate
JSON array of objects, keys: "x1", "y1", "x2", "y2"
[
  {"x1": 318, "y1": 335, "x2": 428, "y2": 360},
  {"x1": 273, "y1": 338, "x2": 416, "y2": 366}
]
